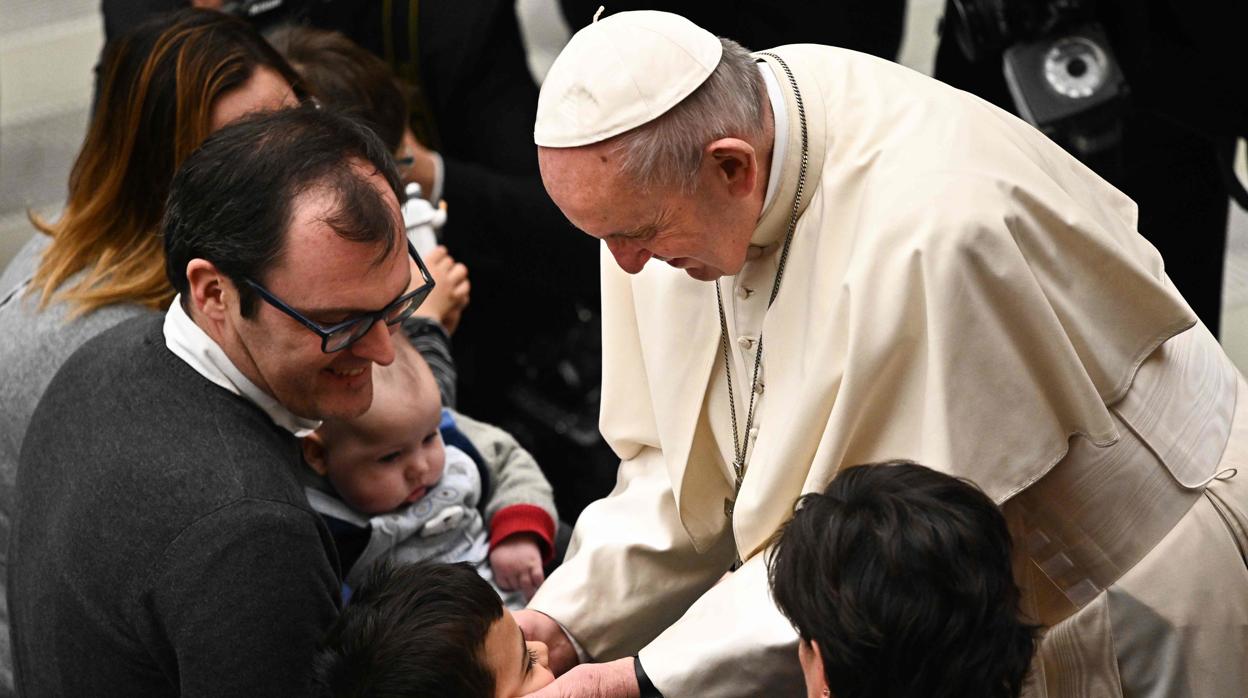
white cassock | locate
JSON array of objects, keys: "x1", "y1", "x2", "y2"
[{"x1": 529, "y1": 43, "x2": 1248, "y2": 697}]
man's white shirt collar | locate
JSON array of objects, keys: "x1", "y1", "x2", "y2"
[
  {"x1": 758, "y1": 61, "x2": 788, "y2": 213},
  {"x1": 164, "y1": 295, "x2": 322, "y2": 438}
]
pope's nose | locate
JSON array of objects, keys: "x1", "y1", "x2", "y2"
[{"x1": 605, "y1": 238, "x2": 652, "y2": 274}]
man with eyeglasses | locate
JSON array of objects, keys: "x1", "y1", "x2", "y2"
[{"x1": 8, "y1": 106, "x2": 431, "y2": 697}]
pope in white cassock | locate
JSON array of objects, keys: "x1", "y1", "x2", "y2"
[{"x1": 516, "y1": 10, "x2": 1248, "y2": 698}]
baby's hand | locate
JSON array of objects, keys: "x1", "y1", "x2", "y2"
[{"x1": 490, "y1": 534, "x2": 545, "y2": 600}]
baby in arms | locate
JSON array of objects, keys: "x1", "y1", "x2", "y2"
[{"x1": 302, "y1": 341, "x2": 557, "y2": 607}]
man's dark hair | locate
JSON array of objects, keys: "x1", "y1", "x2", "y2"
[
  {"x1": 768, "y1": 461, "x2": 1037, "y2": 698},
  {"x1": 163, "y1": 104, "x2": 404, "y2": 317},
  {"x1": 316, "y1": 561, "x2": 504, "y2": 698}
]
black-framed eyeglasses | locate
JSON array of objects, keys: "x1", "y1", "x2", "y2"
[{"x1": 243, "y1": 240, "x2": 435, "y2": 354}]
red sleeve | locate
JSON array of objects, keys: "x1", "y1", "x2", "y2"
[{"x1": 489, "y1": 504, "x2": 557, "y2": 563}]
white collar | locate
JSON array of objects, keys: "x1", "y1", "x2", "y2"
[
  {"x1": 758, "y1": 61, "x2": 788, "y2": 213},
  {"x1": 163, "y1": 295, "x2": 322, "y2": 438}
]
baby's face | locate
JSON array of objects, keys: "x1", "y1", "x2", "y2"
[
  {"x1": 484, "y1": 608, "x2": 555, "y2": 697},
  {"x1": 316, "y1": 386, "x2": 446, "y2": 515}
]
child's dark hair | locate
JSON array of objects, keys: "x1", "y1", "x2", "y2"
[
  {"x1": 316, "y1": 560, "x2": 504, "y2": 698},
  {"x1": 768, "y1": 460, "x2": 1037, "y2": 698},
  {"x1": 268, "y1": 26, "x2": 409, "y2": 153}
]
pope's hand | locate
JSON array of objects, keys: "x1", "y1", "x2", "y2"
[
  {"x1": 522, "y1": 658, "x2": 640, "y2": 698},
  {"x1": 514, "y1": 610, "x2": 579, "y2": 675}
]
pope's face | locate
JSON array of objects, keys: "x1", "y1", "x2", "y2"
[
  {"x1": 539, "y1": 144, "x2": 759, "y2": 281},
  {"x1": 220, "y1": 168, "x2": 410, "y2": 421}
]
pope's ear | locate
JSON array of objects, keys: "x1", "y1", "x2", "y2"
[
  {"x1": 185, "y1": 258, "x2": 231, "y2": 322},
  {"x1": 705, "y1": 137, "x2": 758, "y2": 198},
  {"x1": 301, "y1": 432, "x2": 329, "y2": 476}
]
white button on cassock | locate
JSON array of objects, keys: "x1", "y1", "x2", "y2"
[{"x1": 738, "y1": 337, "x2": 755, "y2": 350}]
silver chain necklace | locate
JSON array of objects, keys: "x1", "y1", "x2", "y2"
[{"x1": 717, "y1": 52, "x2": 809, "y2": 523}]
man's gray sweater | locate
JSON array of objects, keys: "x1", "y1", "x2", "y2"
[{"x1": 8, "y1": 314, "x2": 341, "y2": 697}]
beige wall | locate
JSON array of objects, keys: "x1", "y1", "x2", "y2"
[{"x1": 0, "y1": 2, "x2": 102, "y2": 269}]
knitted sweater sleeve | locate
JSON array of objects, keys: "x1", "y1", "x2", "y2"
[
  {"x1": 142, "y1": 498, "x2": 340, "y2": 697},
  {"x1": 401, "y1": 316, "x2": 457, "y2": 408},
  {"x1": 450, "y1": 410, "x2": 558, "y2": 559}
]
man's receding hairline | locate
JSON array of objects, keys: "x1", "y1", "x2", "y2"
[{"x1": 281, "y1": 161, "x2": 404, "y2": 267}]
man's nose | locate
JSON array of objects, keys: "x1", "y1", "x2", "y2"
[
  {"x1": 349, "y1": 320, "x2": 396, "y2": 366},
  {"x1": 604, "y1": 238, "x2": 652, "y2": 274}
]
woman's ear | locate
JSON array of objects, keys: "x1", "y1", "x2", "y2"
[{"x1": 301, "y1": 432, "x2": 329, "y2": 476}]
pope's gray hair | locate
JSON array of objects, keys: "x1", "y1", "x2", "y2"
[{"x1": 611, "y1": 37, "x2": 765, "y2": 191}]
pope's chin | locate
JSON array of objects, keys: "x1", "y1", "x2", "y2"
[
  {"x1": 659, "y1": 257, "x2": 721, "y2": 281},
  {"x1": 685, "y1": 257, "x2": 741, "y2": 281},
  {"x1": 684, "y1": 266, "x2": 726, "y2": 281}
]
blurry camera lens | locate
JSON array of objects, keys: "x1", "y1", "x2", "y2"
[{"x1": 1043, "y1": 36, "x2": 1108, "y2": 98}]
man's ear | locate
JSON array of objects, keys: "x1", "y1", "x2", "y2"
[
  {"x1": 301, "y1": 432, "x2": 329, "y2": 476},
  {"x1": 185, "y1": 258, "x2": 230, "y2": 322},
  {"x1": 705, "y1": 137, "x2": 758, "y2": 199}
]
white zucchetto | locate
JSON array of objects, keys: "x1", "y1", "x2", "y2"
[{"x1": 534, "y1": 10, "x2": 722, "y2": 148}]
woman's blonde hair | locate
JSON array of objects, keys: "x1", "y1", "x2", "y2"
[{"x1": 30, "y1": 9, "x2": 303, "y2": 316}]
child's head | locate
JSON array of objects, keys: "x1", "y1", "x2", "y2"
[
  {"x1": 268, "y1": 25, "x2": 409, "y2": 154},
  {"x1": 303, "y1": 343, "x2": 444, "y2": 515},
  {"x1": 768, "y1": 461, "x2": 1036, "y2": 698},
  {"x1": 317, "y1": 560, "x2": 555, "y2": 697}
]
